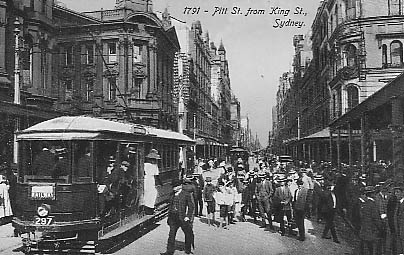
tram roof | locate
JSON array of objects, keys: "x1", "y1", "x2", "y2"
[{"x1": 17, "y1": 116, "x2": 195, "y2": 143}]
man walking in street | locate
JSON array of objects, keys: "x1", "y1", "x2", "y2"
[
  {"x1": 293, "y1": 179, "x2": 308, "y2": 241},
  {"x1": 161, "y1": 179, "x2": 195, "y2": 255},
  {"x1": 320, "y1": 181, "x2": 340, "y2": 244},
  {"x1": 273, "y1": 177, "x2": 293, "y2": 236},
  {"x1": 255, "y1": 172, "x2": 274, "y2": 229}
]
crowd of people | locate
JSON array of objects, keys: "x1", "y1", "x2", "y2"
[{"x1": 162, "y1": 155, "x2": 404, "y2": 255}]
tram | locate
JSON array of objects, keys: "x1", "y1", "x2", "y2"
[{"x1": 12, "y1": 116, "x2": 194, "y2": 254}]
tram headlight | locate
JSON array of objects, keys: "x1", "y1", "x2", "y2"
[{"x1": 37, "y1": 204, "x2": 50, "y2": 217}]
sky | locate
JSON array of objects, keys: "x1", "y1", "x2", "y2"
[{"x1": 60, "y1": 0, "x2": 321, "y2": 146}]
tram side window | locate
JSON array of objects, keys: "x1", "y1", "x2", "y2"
[{"x1": 73, "y1": 141, "x2": 93, "y2": 183}]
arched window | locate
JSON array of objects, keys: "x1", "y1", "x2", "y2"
[
  {"x1": 382, "y1": 44, "x2": 388, "y2": 68},
  {"x1": 389, "y1": 0, "x2": 402, "y2": 15},
  {"x1": 347, "y1": 85, "x2": 359, "y2": 110},
  {"x1": 391, "y1": 40, "x2": 403, "y2": 67},
  {"x1": 346, "y1": 44, "x2": 358, "y2": 67}
]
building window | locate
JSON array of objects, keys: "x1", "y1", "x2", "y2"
[
  {"x1": 347, "y1": 0, "x2": 358, "y2": 19},
  {"x1": 21, "y1": 38, "x2": 33, "y2": 87},
  {"x1": 85, "y1": 45, "x2": 94, "y2": 64},
  {"x1": 108, "y1": 42, "x2": 117, "y2": 63},
  {"x1": 42, "y1": 0, "x2": 46, "y2": 13},
  {"x1": 389, "y1": 0, "x2": 402, "y2": 15},
  {"x1": 133, "y1": 45, "x2": 142, "y2": 63},
  {"x1": 64, "y1": 45, "x2": 73, "y2": 65},
  {"x1": 108, "y1": 78, "x2": 117, "y2": 101},
  {"x1": 41, "y1": 48, "x2": 47, "y2": 90},
  {"x1": 65, "y1": 80, "x2": 73, "y2": 101},
  {"x1": 346, "y1": 44, "x2": 358, "y2": 67},
  {"x1": 382, "y1": 44, "x2": 388, "y2": 68},
  {"x1": 347, "y1": 85, "x2": 359, "y2": 111},
  {"x1": 86, "y1": 80, "x2": 94, "y2": 101},
  {"x1": 391, "y1": 40, "x2": 403, "y2": 67}
]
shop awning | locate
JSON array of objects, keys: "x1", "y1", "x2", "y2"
[{"x1": 0, "y1": 101, "x2": 60, "y2": 119}]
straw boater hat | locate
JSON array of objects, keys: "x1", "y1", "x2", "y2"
[{"x1": 146, "y1": 149, "x2": 161, "y2": 159}]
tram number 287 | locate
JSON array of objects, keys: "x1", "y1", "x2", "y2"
[{"x1": 35, "y1": 217, "x2": 53, "y2": 225}]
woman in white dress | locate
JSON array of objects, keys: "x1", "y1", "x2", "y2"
[
  {"x1": 143, "y1": 149, "x2": 162, "y2": 215},
  {"x1": 0, "y1": 174, "x2": 12, "y2": 220}
]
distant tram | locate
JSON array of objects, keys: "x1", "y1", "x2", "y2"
[{"x1": 12, "y1": 116, "x2": 194, "y2": 254}]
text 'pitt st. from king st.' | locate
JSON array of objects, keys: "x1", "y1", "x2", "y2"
[{"x1": 183, "y1": 5, "x2": 307, "y2": 29}]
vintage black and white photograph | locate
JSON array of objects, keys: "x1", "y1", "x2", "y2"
[{"x1": 0, "y1": 0, "x2": 403, "y2": 254}]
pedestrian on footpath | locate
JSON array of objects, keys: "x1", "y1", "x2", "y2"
[
  {"x1": 255, "y1": 173, "x2": 274, "y2": 229},
  {"x1": 161, "y1": 179, "x2": 195, "y2": 255},
  {"x1": 293, "y1": 179, "x2": 308, "y2": 241},
  {"x1": 320, "y1": 181, "x2": 340, "y2": 244},
  {"x1": 374, "y1": 182, "x2": 389, "y2": 255},
  {"x1": 203, "y1": 176, "x2": 216, "y2": 227},
  {"x1": 353, "y1": 186, "x2": 384, "y2": 255},
  {"x1": 390, "y1": 184, "x2": 404, "y2": 255},
  {"x1": 273, "y1": 177, "x2": 293, "y2": 236},
  {"x1": 215, "y1": 181, "x2": 231, "y2": 229}
]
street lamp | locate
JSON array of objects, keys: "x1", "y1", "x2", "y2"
[
  {"x1": 13, "y1": 18, "x2": 21, "y2": 165},
  {"x1": 13, "y1": 17, "x2": 21, "y2": 105}
]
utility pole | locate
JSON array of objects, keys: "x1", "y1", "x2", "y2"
[{"x1": 13, "y1": 18, "x2": 21, "y2": 164}]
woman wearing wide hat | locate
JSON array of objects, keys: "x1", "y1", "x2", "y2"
[{"x1": 143, "y1": 149, "x2": 162, "y2": 215}]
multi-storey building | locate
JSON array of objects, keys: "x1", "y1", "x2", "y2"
[
  {"x1": 53, "y1": 0, "x2": 179, "y2": 130},
  {"x1": 174, "y1": 21, "x2": 226, "y2": 159},
  {"x1": 275, "y1": 0, "x2": 404, "y2": 165},
  {"x1": 0, "y1": 0, "x2": 61, "y2": 164}
]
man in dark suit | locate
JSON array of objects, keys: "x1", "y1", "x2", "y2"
[
  {"x1": 273, "y1": 177, "x2": 293, "y2": 236},
  {"x1": 161, "y1": 179, "x2": 195, "y2": 255},
  {"x1": 255, "y1": 173, "x2": 274, "y2": 229},
  {"x1": 293, "y1": 179, "x2": 308, "y2": 241},
  {"x1": 321, "y1": 181, "x2": 340, "y2": 243}
]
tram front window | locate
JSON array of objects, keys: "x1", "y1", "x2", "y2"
[
  {"x1": 19, "y1": 140, "x2": 94, "y2": 183},
  {"x1": 19, "y1": 140, "x2": 71, "y2": 183}
]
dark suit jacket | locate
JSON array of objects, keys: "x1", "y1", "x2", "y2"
[
  {"x1": 168, "y1": 190, "x2": 195, "y2": 224},
  {"x1": 255, "y1": 180, "x2": 274, "y2": 199},
  {"x1": 320, "y1": 190, "x2": 337, "y2": 213},
  {"x1": 294, "y1": 187, "x2": 308, "y2": 211},
  {"x1": 273, "y1": 186, "x2": 292, "y2": 210}
]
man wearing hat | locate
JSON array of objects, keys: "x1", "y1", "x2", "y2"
[
  {"x1": 191, "y1": 173, "x2": 204, "y2": 217},
  {"x1": 374, "y1": 181, "x2": 389, "y2": 255},
  {"x1": 313, "y1": 174, "x2": 325, "y2": 223},
  {"x1": 144, "y1": 149, "x2": 162, "y2": 215},
  {"x1": 161, "y1": 179, "x2": 195, "y2": 255},
  {"x1": 255, "y1": 172, "x2": 274, "y2": 229},
  {"x1": 272, "y1": 177, "x2": 293, "y2": 236},
  {"x1": 387, "y1": 184, "x2": 404, "y2": 255},
  {"x1": 320, "y1": 181, "x2": 340, "y2": 243},
  {"x1": 352, "y1": 186, "x2": 384, "y2": 255},
  {"x1": 293, "y1": 178, "x2": 308, "y2": 241}
]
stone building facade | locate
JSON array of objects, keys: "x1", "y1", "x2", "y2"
[
  {"x1": 53, "y1": 0, "x2": 179, "y2": 130},
  {"x1": 274, "y1": 0, "x2": 404, "y2": 164},
  {"x1": 173, "y1": 20, "x2": 236, "y2": 160}
]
